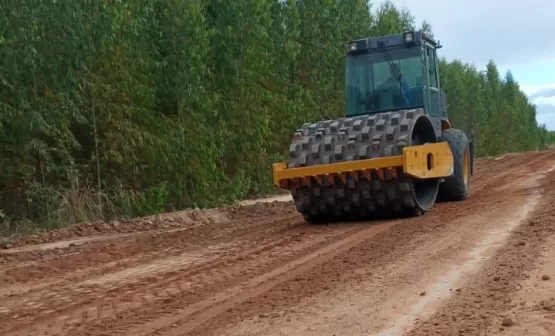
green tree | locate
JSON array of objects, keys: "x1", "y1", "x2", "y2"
[{"x1": 0, "y1": 0, "x2": 552, "y2": 233}]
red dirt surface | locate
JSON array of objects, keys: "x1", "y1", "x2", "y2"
[{"x1": 1, "y1": 150, "x2": 555, "y2": 336}]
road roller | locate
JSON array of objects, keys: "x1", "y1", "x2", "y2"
[{"x1": 272, "y1": 30, "x2": 474, "y2": 223}]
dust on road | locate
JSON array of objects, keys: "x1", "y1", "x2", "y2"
[{"x1": 1, "y1": 150, "x2": 555, "y2": 336}]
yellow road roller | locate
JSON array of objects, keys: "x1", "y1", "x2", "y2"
[{"x1": 272, "y1": 30, "x2": 473, "y2": 223}]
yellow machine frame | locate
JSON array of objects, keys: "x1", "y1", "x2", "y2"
[{"x1": 273, "y1": 142, "x2": 454, "y2": 189}]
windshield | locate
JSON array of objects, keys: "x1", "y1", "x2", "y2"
[{"x1": 345, "y1": 47, "x2": 424, "y2": 116}]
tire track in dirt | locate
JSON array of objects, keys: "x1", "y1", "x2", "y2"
[
  {"x1": 127, "y1": 219, "x2": 404, "y2": 336},
  {"x1": 159, "y1": 150, "x2": 555, "y2": 336},
  {"x1": 375, "y1": 193, "x2": 542, "y2": 336},
  {"x1": 1, "y1": 150, "x2": 554, "y2": 336},
  {"x1": 44, "y1": 221, "x2": 400, "y2": 336},
  {"x1": 0, "y1": 212, "x2": 300, "y2": 298},
  {"x1": 77, "y1": 153, "x2": 555, "y2": 331},
  {"x1": 1, "y1": 216, "x2": 368, "y2": 335},
  {"x1": 0, "y1": 211, "x2": 296, "y2": 271},
  {"x1": 0, "y1": 215, "x2": 304, "y2": 322},
  {"x1": 0, "y1": 200, "x2": 297, "y2": 274},
  {"x1": 469, "y1": 151, "x2": 551, "y2": 191},
  {"x1": 0, "y1": 154, "x2": 536, "y2": 334},
  {"x1": 403, "y1": 161, "x2": 555, "y2": 336}
]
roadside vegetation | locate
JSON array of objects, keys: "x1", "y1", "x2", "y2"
[{"x1": 1, "y1": 0, "x2": 553, "y2": 235}]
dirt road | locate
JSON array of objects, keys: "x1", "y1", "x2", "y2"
[{"x1": 2, "y1": 150, "x2": 555, "y2": 336}]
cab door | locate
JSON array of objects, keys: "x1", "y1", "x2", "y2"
[{"x1": 424, "y1": 44, "x2": 442, "y2": 137}]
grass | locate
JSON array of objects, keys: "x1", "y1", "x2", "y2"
[{"x1": 0, "y1": 178, "x2": 117, "y2": 240}]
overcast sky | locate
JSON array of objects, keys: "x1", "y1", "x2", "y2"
[{"x1": 381, "y1": 0, "x2": 555, "y2": 130}]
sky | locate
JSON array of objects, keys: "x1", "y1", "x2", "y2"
[{"x1": 381, "y1": 0, "x2": 555, "y2": 130}]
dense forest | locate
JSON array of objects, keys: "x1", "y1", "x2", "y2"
[{"x1": 1, "y1": 0, "x2": 553, "y2": 231}]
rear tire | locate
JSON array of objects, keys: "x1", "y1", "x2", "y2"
[{"x1": 437, "y1": 128, "x2": 471, "y2": 202}]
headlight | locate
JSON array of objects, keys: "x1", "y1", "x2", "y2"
[
  {"x1": 404, "y1": 32, "x2": 414, "y2": 43},
  {"x1": 350, "y1": 42, "x2": 357, "y2": 51}
]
